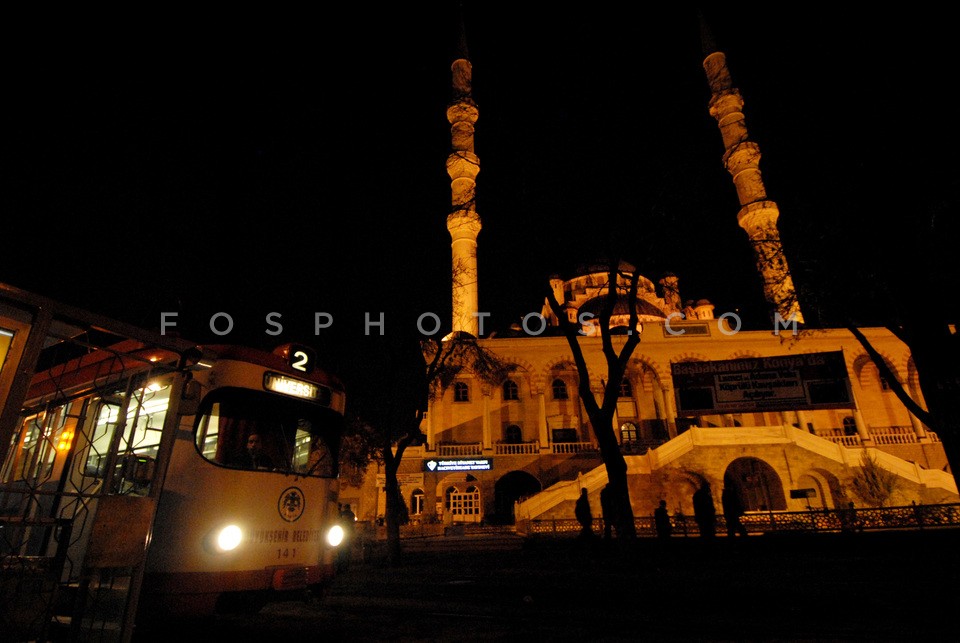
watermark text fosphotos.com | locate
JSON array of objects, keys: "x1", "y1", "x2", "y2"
[{"x1": 159, "y1": 311, "x2": 801, "y2": 338}]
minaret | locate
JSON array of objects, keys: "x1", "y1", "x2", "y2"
[
  {"x1": 701, "y1": 16, "x2": 804, "y2": 326},
  {"x1": 446, "y1": 11, "x2": 482, "y2": 337}
]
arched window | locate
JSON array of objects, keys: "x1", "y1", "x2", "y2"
[
  {"x1": 504, "y1": 424, "x2": 522, "y2": 443},
  {"x1": 410, "y1": 488, "x2": 424, "y2": 516},
  {"x1": 465, "y1": 485, "x2": 480, "y2": 515},
  {"x1": 453, "y1": 381, "x2": 470, "y2": 402},
  {"x1": 552, "y1": 378, "x2": 569, "y2": 400},
  {"x1": 444, "y1": 486, "x2": 459, "y2": 510},
  {"x1": 620, "y1": 422, "x2": 638, "y2": 443},
  {"x1": 619, "y1": 379, "x2": 632, "y2": 398},
  {"x1": 502, "y1": 379, "x2": 519, "y2": 401}
]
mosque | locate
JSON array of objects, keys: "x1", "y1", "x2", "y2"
[{"x1": 340, "y1": 15, "x2": 958, "y2": 528}]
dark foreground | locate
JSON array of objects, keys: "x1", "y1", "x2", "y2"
[{"x1": 133, "y1": 530, "x2": 960, "y2": 642}]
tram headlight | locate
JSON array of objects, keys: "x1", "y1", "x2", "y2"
[
  {"x1": 326, "y1": 524, "x2": 345, "y2": 547},
  {"x1": 216, "y1": 524, "x2": 243, "y2": 552}
]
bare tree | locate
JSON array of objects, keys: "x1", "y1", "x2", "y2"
[
  {"x1": 543, "y1": 259, "x2": 642, "y2": 540},
  {"x1": 344, "y1": 331, "x2": 512, "y2": 564},
  {"x1": 738, "y1": 193, "x2": 960, "y2": 483},
  {"x1": 767, "y1": 220, "x2": 960, "y2": 482}
]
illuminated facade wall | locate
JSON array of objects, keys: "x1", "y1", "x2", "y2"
[
  {"x1": 337, "y1": 17, "x2": 958, "y2": 526},
  {"x1": 342, "y1": 289, "x2": 956, "y2": 526}
]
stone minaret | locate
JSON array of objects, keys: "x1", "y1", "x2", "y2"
[
  {"x1": 701, "y1": 17, "x2": 804, "y2": 325},
  {"x1": 446, "y1": 14, "x2": 482, "y2": 337}
]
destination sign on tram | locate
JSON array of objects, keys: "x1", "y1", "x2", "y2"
[{"x1": 263, "y1": 372, "x2": 331, "y2": 404}]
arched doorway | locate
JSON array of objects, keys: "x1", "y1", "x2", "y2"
[
  {"x1": 446, "y1": 485, "x2": 481, "y2": 524},
  {"x1": 724, "y1": 457, "x2": 786, "y2": 512},
  {"x1": 493, "y1": 471, "x2": 541, "y2": 524},
  {"x1": 438, "y1": 474, "x2": 482, "y2": 524},
  {"x1": 794, "y1": 469, "x2": 844, "y2": 510}
]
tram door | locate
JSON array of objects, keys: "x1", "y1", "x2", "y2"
[{"x1": 448, "y1": 487, "x2": 481, "y2": 524}]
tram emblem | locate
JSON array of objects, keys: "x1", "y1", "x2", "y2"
[{"x1": 278, "y1": 486, "x2": 305, "y2": 522}]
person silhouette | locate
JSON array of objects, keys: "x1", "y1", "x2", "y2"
[
  {"x1": 722, "y1": 485, "x2": 748, "y2": 537},
  {"x1": 574, "y1": 488, "x2": 594, "y2": 539},
  {"x1": 337, "y1": 503, "x2": 357, "y2": 570},
  {"x1": 654, "y1": 500, "x2": 673, "y2": 539},
  {"x1": 340, "y1": 503, "x2": 357, "y2": 525},
  {"x1": 692, "y1": 482, "x2": 717, "y2": 539},
  {"x1": 234, "y1": 433, "x2": 275, "y2": 470}
]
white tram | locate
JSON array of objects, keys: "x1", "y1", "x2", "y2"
[{"x1": 0, "y1": 292, "x2": 348, "y2": 640}]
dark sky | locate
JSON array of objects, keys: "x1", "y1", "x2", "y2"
[{"x1": 5, "y1": 5, "x2": 957, "y2": 359}]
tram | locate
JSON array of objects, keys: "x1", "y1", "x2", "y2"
[{"x1": 0, "y1": 286, "x2": 347, "y2": 639}]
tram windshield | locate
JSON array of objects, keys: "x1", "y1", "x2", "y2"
[{"x1": 195, "y1": 388, "x2": 340, "y2": 478}]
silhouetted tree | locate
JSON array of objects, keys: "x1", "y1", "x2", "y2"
[
  {"x1": 767, "y1": 208, "x2": 960, "y2": 483},
  {"x1": 343, "y1": 331, "x2": 511, "y2": 564},
  {"x1": 544, "y1": 259, "x2": 642, "y2": 540}
]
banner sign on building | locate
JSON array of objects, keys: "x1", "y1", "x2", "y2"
[
  {"x1": 671, "y1": 351, "x2": 853, "y2": 415},
  {"x1": 375, "y1": 473, "x2": 425, "y2": 487},
  {"x1": 422, "y1": 458, "x2": 493, "y2": 472}
]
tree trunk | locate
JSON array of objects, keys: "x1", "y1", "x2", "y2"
[
  {"x1": 604, "y1": 457, "x2": 636, "y2": 540},
  {"x1": 907, "y1": 328, "x2": 960, "y2": 478},
  {"x1": 594, "y1": 409, "x2": 636, "y2": 540},
  {"x1": 383, "y1": 449, "x2": 403, "y2": 565}
]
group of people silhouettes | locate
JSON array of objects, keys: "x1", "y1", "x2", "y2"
[
  {"x1": 681, "y1": 480, "x2": 749, "y2": 538},
  {"x1": 575, "y1": 478, "x2": 750, "y2": 539},
  {"x1": 575, "y1": 485, "x2": 626, "y2": 541}
]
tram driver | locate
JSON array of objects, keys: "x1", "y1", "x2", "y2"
[{"x1": 234, "y1": 432, "x2": 275, "y2": 470}]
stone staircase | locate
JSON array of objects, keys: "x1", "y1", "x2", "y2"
[{"x1": 515, "y1": 425, "x2": 959, "y2": 522}]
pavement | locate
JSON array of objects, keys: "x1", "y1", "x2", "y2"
[{"x1": 133, "y1": 529, "x2": 960, "y2": 642}]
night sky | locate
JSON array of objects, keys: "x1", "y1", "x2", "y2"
[{"x1": 5, "y1": 5, "x2": 957, "y2": 365}]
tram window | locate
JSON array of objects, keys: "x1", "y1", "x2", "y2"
[
  {"x1": 12, "y1": 402, "x2": 89, "y2": 482},
  {"x1": 195, "y1": 388, "x2": 340, "y2": 477},
  {"x1": 7, "y1": 415, "x2": 51, "y2": 482},
  {"x1": 82, "y1": 384, "x2": 170, "y2": 479}
]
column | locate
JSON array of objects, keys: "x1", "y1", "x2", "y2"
[
  {"x1": 538, "y1": 391, "x2": 550, "y2": 452},
  {"x1": 481, "y1": 387, "x2": 492, "y2": 452}
]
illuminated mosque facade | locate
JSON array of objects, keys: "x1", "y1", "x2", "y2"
[{"x1": 341, "y1": 17, "x2": 958, "y2": 527}]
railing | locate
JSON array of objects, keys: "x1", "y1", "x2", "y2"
[
  {"x1": 441, "y1": 425, "x2": 937, "y2": 459},
  {"x1": 516, "y1": 502, "x2": 960, "y2": 537},
  {"x1": 437, "y1": 442, "x2": 483, "y2": 457},
  {"x1": 494, "y1": 441, "x2": 540, "y2": 455},
  {"x1": 816, "y1": 425, "x2": 939, "y2": 447},
  {"x1": 551, "y1": 442, "x2": 596, "y2": 455},
  {"x1": 814, "y1": 427, "x2": 862, "y2": 447},
  {"x1": 870, "y1": 425, "x2": 918, "y2": 445}
]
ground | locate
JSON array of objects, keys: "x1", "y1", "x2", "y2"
[{"x1": 133, "y1": 530, "x2": 959, "y2": 641}]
